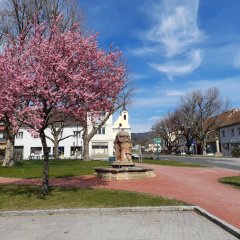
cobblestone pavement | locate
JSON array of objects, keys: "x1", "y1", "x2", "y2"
[
  {"x1": 1, "y1": 164, "x2": 240, "y2": 229},
  {"x1": 0, "y1": 210, "x2": 238, "y2": 240}
]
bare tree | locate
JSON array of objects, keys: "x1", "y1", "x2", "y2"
[
  {"x1": 0, "y1": 0, "x2": 84, "y2": 42},
  {"x1": 180, "y1": 87, "x2": 230, "y2": 155},
  {"x1": 172, "y1": 103, "x2": 199, "y2": 154},
  {"x1": 152, "y1": 114, "x2": 181, "y2": 153}
]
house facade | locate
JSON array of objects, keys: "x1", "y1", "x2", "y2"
[
  {"x1": 204, "y1": 109, "x2": 240, "y2": 156},
  {"x1": 14, "y1": 108, "x2": 131, "y2": 160},
  {"x1": 218, "y1": 109, "x2": 240, "y2": 156}
]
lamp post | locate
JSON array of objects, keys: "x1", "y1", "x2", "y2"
[{"x1": 76, "y1": 123, "x2": 79, "y2": 159}]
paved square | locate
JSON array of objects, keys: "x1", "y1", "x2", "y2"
[{"x1": 0, "y1": 211, "x2": 238, "y2": 240}]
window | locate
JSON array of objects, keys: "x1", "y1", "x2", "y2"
[
  {"x1": 97, "y1": 127, "x2": 105, "y2": 135},
  {"x1": 124, "y1": 114, "x2": 126, "y2": 120},
  {"x1": 58, "y1": 147, "x2": 64, "y2": 156},
  {"x1": 30, "y1": 147, "x2": 42, "y2": 155},
  {"x1": 70, "y1": 146, "x2": 82, "y2": 157},
  {"x1": 222, "y1": 130, "x2": 225, "y2": 138},
  {"x1": 16, "y1": 132, "x2": 23, "y2": 139},
  {"x1": 119, "y1": 123, "x2": 122, "y2": 127},
  {"x1": 231, "y1": 129, "x2": 235, "y2": 137},
  {"x1": 238, "y1": 127, "x2": 240, "y2": 135},
  {"x1": 92, "y1": 142, "x2": 108, "y2": 155}
]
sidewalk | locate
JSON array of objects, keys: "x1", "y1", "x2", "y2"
[
  {"x1": 0, "y1": 164, "x2": 239, "y2": 228},
  {"x1": 0, "y1": 207, "x2": 238, "y2": 240}
]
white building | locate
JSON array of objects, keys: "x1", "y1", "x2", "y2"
[{"x1": 14, "y1": 108, "x2": 131, "y2": 160}]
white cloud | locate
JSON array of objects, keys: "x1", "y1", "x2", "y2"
[
  {"x1": 128, "y1": 72, "x2": 148, "y2": 81},
  {"x1": 132, "y1": 96, "x2": 177, "y2": 108},
  {"x1": 128, "y1": 46, "x2": 156, "y2": 56},
  {"x1": 233, "y1": 51, "x2": 240, "y2": 69},
  {"x1": 149, "y1": 49, "x2": 204, "y2": 78},
  {"x1": 131, "y1": 123, "x2": 152, "y2": 133},
  {"x1": 145, "y1": 0, "x2": 203, "y2": 57},
  {"x1": 165, "y1": 90, "x2": 185, "y2": 97},
  {"x1": 132, "y1": 0, "x2": 205, "y2": 78}
]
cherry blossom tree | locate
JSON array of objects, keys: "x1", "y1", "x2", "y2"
[
  {"x1": 7, "y1": 18, "x2": 127, "y2": 194},
  {"x1": 0, "y1": 0, "x2": 84, "y2": 166},
  {"x1": 0, "y1": 41, "x2": 26, "y2": 166}
]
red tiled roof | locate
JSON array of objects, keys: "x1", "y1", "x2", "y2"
[{"x1": 212, "y1": 109, "x2": 240, "y2": 129}]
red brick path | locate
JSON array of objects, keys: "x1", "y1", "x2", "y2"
[{"x1": 1, "y1": 164, "x2": 239, "y2": 228}]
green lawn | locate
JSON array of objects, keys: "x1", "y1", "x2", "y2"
[
  {"x1": 218, "y1": 176, "x2": 240, "y2": 189},
  {"x1": 0, "y1": 159, "x2": 206, "y2": 179},
  {"x1": 0, "y1": 160, "x2": 109, "y2": 179},
  {"x1": 0, "y1": 184, "x2": 187, "y2": 211},
  {"x1": 142, "y1": 159, "x2": 206, "y2": 167}
]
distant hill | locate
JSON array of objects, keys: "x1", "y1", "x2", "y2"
[{"x1": 131, "y1": 131, "x2": 155, "y2": 146}]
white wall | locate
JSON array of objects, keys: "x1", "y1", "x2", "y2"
[{"x1": 14, "y1": 110, "x2": 131, "y2": 160}]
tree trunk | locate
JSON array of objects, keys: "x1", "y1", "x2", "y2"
[
  {"x1": 83, "y1": 137, "x2": 90, "y2": 161},
  {"x1": 2, "y1": 124, "x2": 15, "y2": 167},
  {"x1": 202, "y1": 138, "x2": 207, "y2": 156},
  {"x1": 40, "y1": 130, "x2": 50, "y2": 195},
  {"x1": 186, "y1": 140, "x2": 191, "y2": 155},
  {"x1": 82, "y1": 127, "x2": 90, "y2": 161},
  {"x1": 53, "y1": 136, "x2": 59, "y2": 160}
]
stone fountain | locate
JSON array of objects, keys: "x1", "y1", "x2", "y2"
[{"x1": 94, "y1": 130, "x2": 156, "y2": 180}]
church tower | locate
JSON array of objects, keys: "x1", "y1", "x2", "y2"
[{"x1": 113, "y1": 106, "x2": 131, "y2": 136}]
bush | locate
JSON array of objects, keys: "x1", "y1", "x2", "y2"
[{"x1": 231, "y1": 148, "x2": 240, "y2": 158}]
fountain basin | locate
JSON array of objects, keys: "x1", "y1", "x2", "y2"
[{"x1": 94, "y1": 166, "x2": 156, "y2": 180}]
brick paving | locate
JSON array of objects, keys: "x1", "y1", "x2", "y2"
[
  {"x1": 0, "y1": 210, "x2": 238, "y2": 240},
  {"x1": 0, "y1": 164, "x2": 240, "y2": 229}
]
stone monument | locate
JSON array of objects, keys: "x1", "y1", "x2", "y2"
[
  {"x1": 94, "y1": 130, "x2": 156, "y2": 180},
  {"x1": 112, "y1": 130, "x2": 135, "y2": 167}
]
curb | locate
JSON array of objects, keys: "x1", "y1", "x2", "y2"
[
  {"x1": 0, "y1": 205, "x2": 195, "y2": 216},
  {"x1": 0, "y1": 206, "x2": 239, "y2": 238},
  {"x1": 194, "y1": 207, "x2": 240, "y2": 239}
]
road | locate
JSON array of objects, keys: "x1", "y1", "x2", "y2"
[{"x1": 143, "y1": 154, "x2": 240, "y2": 171}]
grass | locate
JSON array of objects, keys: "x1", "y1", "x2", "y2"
[
  {"x1": 0, "y1": 159, "x2": 206, "y2": 179},
  {"x1": 0, "y1": 160, "x2": 109, "y2": 179},
  {"x1": 218, "y1": 175, "x2": 240, "y2": 189},
  {"x1": 142, "y1": 159, "x2": 206, "y2": 167},
  {"x1": 0, "y1": 184, "x2": 187, "y2": 211}
]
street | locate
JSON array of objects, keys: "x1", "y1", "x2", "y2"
[{"x1": 143, "y1": 154, "x2": 240, "y2": 171}]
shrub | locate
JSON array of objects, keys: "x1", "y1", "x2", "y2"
[{"x1": 231, "y1": 147, "x2": 240, "y2": 158}]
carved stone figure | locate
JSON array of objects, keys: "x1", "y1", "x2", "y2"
[{"x1": 114, "y1": 130, "x2": 133, "y2": 163}]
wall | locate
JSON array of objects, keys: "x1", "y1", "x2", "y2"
[
  {"x1": 14, "y1": 110, "x2": 131, "y2": 160},
  {"x1": 220, "y1": 123, "x2": 240, "y2": 156}
]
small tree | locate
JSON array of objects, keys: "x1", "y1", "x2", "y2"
[
  {"x1": 152, "y1": 114, "x2": 180, "y2": 153},
  {"x1": 172, "y1": 106, "x2": 198, "y2": 155}
]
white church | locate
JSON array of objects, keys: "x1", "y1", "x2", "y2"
[{"x1": 14, "y1": 107, "x2": 131, "y2": 160}]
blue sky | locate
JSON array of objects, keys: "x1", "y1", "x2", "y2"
[{"x1": 79, "y1": 0, "x2": 240, "y2": 133}]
